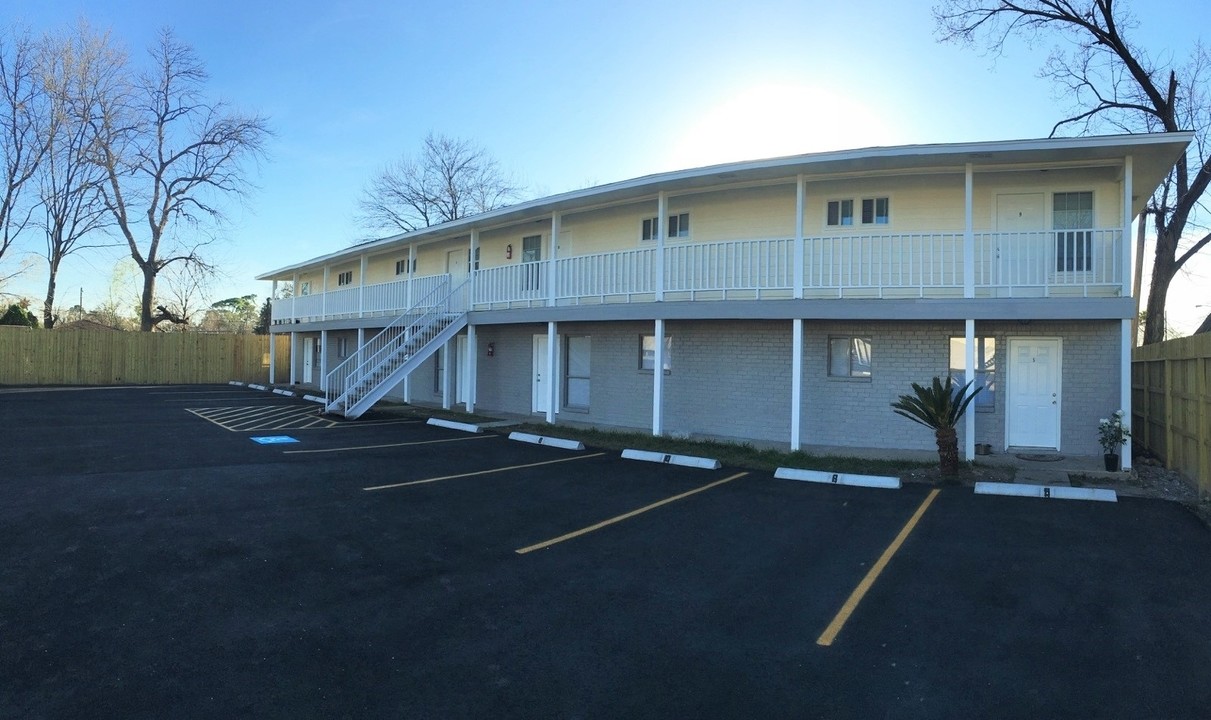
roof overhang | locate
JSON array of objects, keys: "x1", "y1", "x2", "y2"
[{"x1": 258, "y1": 132, "x2": 1194, "y2": 281}]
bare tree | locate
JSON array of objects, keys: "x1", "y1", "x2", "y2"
[
  {"x1": 156, "y1": 257, "x2": 214, "y2": 328},
  {"x1": 36, "y1": 24, "x2": 122, "y2": 328},
  {"x1": 934, "y1": 0, "x2": 1211, "y2": 344},
  {"x1": 0, "y1": 26, "x2": 51, "y2": 286},
  {"x1": 357, "y1": 131, "x2": 523, "y2": 236},
  {"x1": 91, "y1": 28, "x2": 270, "y2": 331}
]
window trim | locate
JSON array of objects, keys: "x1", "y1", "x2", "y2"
[
  {"x1": 948, "y1": 336, "x2": 996, "y2": 412},
  {"x1": 1052, "y1": 190, "x2": 1094, "y2": 273},
  {"x1": 827, "y1": 336, "x2": 872, "y2": 379},
  {"x1": 638, "y1": 334, "x2": 673, "y2": 374},
  {"x1": 336, "y1": 270, "x2": 353, "y2": 286},
  {"x1": 563, "y1": 334, "x2": 591, "y2": 412},
  {"x1": 641, "y1": 212, "x2": 690, "y2": 242}
]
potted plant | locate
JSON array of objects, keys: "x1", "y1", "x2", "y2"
[
  {"x1": 1098, "y1": 410, "x2": 1131, "y2": 471},
  {"x1": 891, "y1": 376, "x2": 981, "y2": 477}
]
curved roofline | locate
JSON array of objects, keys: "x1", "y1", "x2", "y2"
[{"x1": 258, "y1": 131, "x2": 1194, "y2": 280}]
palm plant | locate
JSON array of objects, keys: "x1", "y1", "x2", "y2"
[{"x1": 891, "y1": 376, "x2": 982, "y2": 476}]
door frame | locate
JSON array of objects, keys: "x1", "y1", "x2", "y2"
[
  {"x1": 1005, "y1": 336, "x2": 1063, "y2": 450},
  {"x1": 532, "y1": 333, "x2": 559, "y2": 414},
  {"x1": 302, "y1": 337, "x2": 315, "y2": 384}
]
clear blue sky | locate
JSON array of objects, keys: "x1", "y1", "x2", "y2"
[{"x1": 4, "y1": 0, "x2": 1207, "y2": 332}]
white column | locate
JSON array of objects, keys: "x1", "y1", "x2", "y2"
[
  {"x1": 268, "y1": 331, "x2": 277, "y2": 385},
  {"x1": 441, "y1": 340, "x2": 454, "y2": 410},
  {"x1": 291, "y1": 272, "x2": 299, "y2": 322},
  {"x1": 1121, "y1": 318, "x2": 1133, "y2": 470},
  {"x1": 407, "y1": 244, "x2": 416, "y2": 308},
  {"x1": 465, "y1": 324, "x2": 477, "y2": 413},
  {"x1": 791, "y1": 318, "x2": 803, "y2": 451},
  {"x1": 794, "y1": 175, "x2": 805, "y2": 299},
  {"x1": 1120, "y1": 156, "x2": 1135, "y2": 471},
  {"x1": 319, "y1": 329, "x2": 328, "y2": 391},
  {"x1": 289, "y1": 332, "x2": 297, "y2": 384},
  {"x1": 469, "y1": 229, "x2": 479, "y2": 308},
  {"x1": 545, "y1": 321, "x2": 557, "y2": 424},
  {"x1": 964, "y1": 163, "x2": 974, "y2": 299},
  {"x1": 357, "y1": 327, "x2": 365, "y2": 369},
  {"x1": 655, "y1": 192, "x2": 667, "y2": 301},
  {"x1": 321, "y1": 267, "x2": 330, "y2": 320},
  {"x1": 358, "y1": 255, "x2": 368, "y2": 317},
  {"x1": 652, "y1": 318, "x2": 665, "y2": 436},
  {"x1": 964, "y1": 318, "x2": 976, "y2": 461},
  {"x1": 549, "y1": 213, "x2": 560, "y2": 306},
  {"x1": 1122, "y1": 155, "x2": 1134, "y2": 297}
]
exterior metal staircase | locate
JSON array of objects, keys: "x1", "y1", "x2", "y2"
[{"x1": 324, "y1": 278, "x2": 469, "y2": 419}]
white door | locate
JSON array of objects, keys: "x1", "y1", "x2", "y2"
[
  {"x1": 996, "y1": 193, "x2": 1045, "y2": 288},
  {"x1": 532, "y1": 334, "x2": 557, "y2": 414},
  {"x1": 1007, "y1": 338, "x2": 1061, "y2": 449},
  {"x1": 447, "y1": 248, "x2": 469, "y2": 284},
  {"x1": 455, "y1": 334, "x2": 469, "y2": 405},
  {"x1": 303, "y1": 337, "x2": 315, "y2": 384}
]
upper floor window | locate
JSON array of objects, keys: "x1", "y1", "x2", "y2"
[
  {"x1": 395, "y1": 258, "x2": 415, "y2": 276},
  {"x1": 642, "y1": 213, "x2": 689, "y2": 241},
  {"x1": 826, "y1": 200, "x2": 854, "y2": 227},
  {"x1": 337, "y1": 271, "x2": 353, "y2": 286},
  {"x1": 861, "y1": 197, "x2": 890, "y2": 225},
  {"x1": 1054, "y1": 191, "x2": 1093, "y2": 272}
]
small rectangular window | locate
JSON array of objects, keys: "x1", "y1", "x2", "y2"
[
  {"x1": 861, "y1": 197, "x2": 889, "y2": 225},
  {"x1": 827, "y1": 200, "x2": 854, "y2": 227},
  {"x1": 828, "y1": 336, "x2": 871, "y2": 378},
  {"x1": 949, "y1": 337, "x2": 996, "y2": 411},
  {"x1": 337, "y1": 271, "x2": 353, "y2": 286},
  {"x1": 642, "y1": 213, "x2": 689, "y2": 240},
  {"x1": 639, "y1": 335, "x2": 673, "y2": 372},
  {"x1": 336, "y1": 336, "x2": 349, "y2": 359},
  {"x1": 564, "y1": 335, "x2": 591, "y2": 410},
  {"x1": 395, "y1": 259, "x2": 408, "y2": 276}
]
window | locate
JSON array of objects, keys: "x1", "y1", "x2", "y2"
[
  {"x1": 826, "y1": 200, "x2": 854, "y2": 227},
  {"x1": 949, "y1": 337, "x2": 996, "y2": 411},
  {"x1": 395, "y1": 259, "x2": 415, "y2": 276},
  {"x1": 639, "y1": 335, "x2": 673, "y2": 372},
  {"x1": 861, "y1": 197, "x2": 890, "y2": 225},
  {"x1": 336, "y1": 336, "x2": 349, "y2": 359},
  {"x1": 299, "y1": 281, "x2": 311, "y2": 296},
  {"x1": 1054, "y1": 191, "x2": 1093, "y2": 271},
  {"x1": 828, "y1": 336, "x2": 872, "y2": 378},
  {"x1": 642, "y1": 213, "x2": 690, "y2": 241},
  {"x1": 564, "y1": 336, "x2": 591, "y2": 410},
  {"x1": 522, "y1": 235, "x2": 542, "y2": 291},
  {"x1": 337, "y1": 270, "x2": 353, "y2": 286}
]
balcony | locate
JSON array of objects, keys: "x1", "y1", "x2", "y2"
[{"x1": 270, "y1": 229, "x2": 1124, "y2": 324}]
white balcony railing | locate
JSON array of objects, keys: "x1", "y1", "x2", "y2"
[{"x1": 271, "y1": 229, "x2": 1123, "y2": 323}]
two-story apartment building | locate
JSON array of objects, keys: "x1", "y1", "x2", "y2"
[{"x1": 258, "y1": 133, "x2": 1192, "y2": 467}]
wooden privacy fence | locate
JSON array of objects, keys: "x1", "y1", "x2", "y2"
[
  {"x1": 1132, "y1": 333, "x2": 1211, "y2": 497},
  {"x1": 0, "y1": 328, "x2": 290, "y2": 386}
]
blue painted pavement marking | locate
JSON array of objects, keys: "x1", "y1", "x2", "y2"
[{"x1": 250, "y1": 436, "x2": 300, "y2": 445}]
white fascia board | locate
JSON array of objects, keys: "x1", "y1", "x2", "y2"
[{"x1": 258, "y1": 132, "x2": 1194, "y2": 280}]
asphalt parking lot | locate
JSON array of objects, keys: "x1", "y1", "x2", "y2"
[{"x1": 2, "y1": 384, "x2": 1210, "y2": 719}]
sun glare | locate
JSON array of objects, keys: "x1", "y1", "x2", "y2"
[{"x1": 667, "y1": 82, "x2": 900, "y2": 170}]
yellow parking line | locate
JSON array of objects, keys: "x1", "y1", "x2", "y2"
[
  {"x1": 364, "y1": 452, "x2": 607, "y2": 491},
  {"x1": 515, "y1": 471, "x2": 749, "y2": 555},
  {"x1": 287, "y1": 434, "x2": 498, "y2": 455},
  {"x1": 816, "y1": 488, "x2": 941, "y2": 647}
]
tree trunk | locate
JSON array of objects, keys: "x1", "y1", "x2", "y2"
[
  {"x1": 1142, "y1": 232, "x2": 1178, "y2": 345},
  {"x1": 139, "y1": 264, "x2": 157, "y2": 332},
  {"x1": 42, "y1": 272, "x2": 57, "y2": 330},
  {"x1": 935, "y1": 426, "x2": 959, "y2": 476}
]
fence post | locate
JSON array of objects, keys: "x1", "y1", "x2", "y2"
[{"x1": 1164, "y1": 357, "x2": 1174, "y2": 466}]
